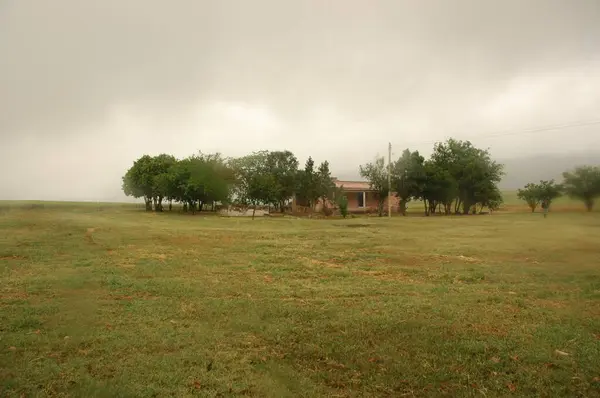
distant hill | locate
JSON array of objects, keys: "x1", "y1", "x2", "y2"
[
  {"x1": 333, "y1": 152, "x2": 600, "y2": 190},
  {"x1": 499, "y1": 152, "x2": 599, "y2": 189}
]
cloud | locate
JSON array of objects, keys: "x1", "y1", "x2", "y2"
[{"x1": 1, "y1": 0, "x2": 599, "y2": 199}]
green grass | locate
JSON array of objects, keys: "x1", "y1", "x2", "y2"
[{"x1": 1, "y1": 203, "x2": 600, "y2": 397}]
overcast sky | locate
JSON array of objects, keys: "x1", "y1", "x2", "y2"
[{"x1": 1, "y1": 0, "x2": 599, "y2": 201}]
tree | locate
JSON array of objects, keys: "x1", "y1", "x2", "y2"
[
  {"x1": 476, "y1": 184, "x2": 503, "y2": 213},
  {"x1": 231, "y1": 152, "x2": 276, "y2": 218},
  {"x1": 430, "y1": 139, "x2": 503, "y2": 214},
  {"x1": 537, "y1": 180, "x2": 563, "y2": 217},
  {"x1": 392, "y1": 149, "x2": 425, "y2": 216},
  {"x1": 338, "y1": 193, "x2": 348, "y2": 218},
  {"x1": 359, "y1": 156, "x2": 389, "y2": 216},
  {"x1": 122, "y1": 154, "x2": 176, "y2": 211},
  {"x1": 316, "y1": 161, "x2": 336, "y2": 212},
  {"x1": 562, "y1": 166, "x2": 600, "y2": 212},
  {"x1": 151, "y1": 154, "x2": 177, "y2": 211},
  {"x1": 296, "y1": 157, "x2": 320, "y2": 209},
  {"x1": 420, "y1": 161, "x2": 457, "y2": 216},
  {"x1": 517, "y1": 183, "x2": 542, "y2": 212},
  {"x1": 165, "y1": 153, "x2": 233, "y2": 214},
  {"x1": 265, "y1": 150, "x2": 299, "y2": 212}
]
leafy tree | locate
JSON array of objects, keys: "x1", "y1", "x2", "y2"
[
  {"x1": 194, "y1": 152, "x2": 235, "y2": 211},
  {"x1": 420, "y1": 161, "x2": 457, "y2": 216},
  {"x1": 296, "y1": 157, "x2": 320, "y2": 209},
  {"x1": 122, "y1": 156, "x2": 153, "y2": 211},
  {"x1": 392, "y1": 149, "x2": 425, "y2": 216},
  {"x1": 476, "y1": 183, "x2": 503, "y2": 213},
  {"x1": 537, "y1": 180, "x2": 563, "y2": 216},
  {"x1": 316, "y1": 161, "x2": 336, "y2": 212},
  {"x1": 338, "y1": 194, "x2": 348, "y2": 218},
  {"x1": 231, "y1": 152, "x2": 276, "y2": 218},
  {"x1": 265, "y1": 150, "x2": 299, "y2": 211},
  {"x1": 517, "y1": 183, "x2": 542, "y2": 212},
  {"x1": 562, "y1": 166, "x2": 600, "y2": 212},
  {"x1": 359, "y1": 156, "x2": 389, "y2": 217},
  {"x1": 151, "y1": 154, "x2": 177, "y2": 211},
  {"x1": 430, "y1": 139, "x2": 503, "y2": 214},
  {"x1": 166, "y1": 153, "x2": 233, "y2": 213},
  {"x1": 122, "y1": 154, "x2": 176, "y2": 211}
]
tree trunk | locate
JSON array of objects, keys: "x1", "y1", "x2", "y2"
[
  {"x1": 585, "y1": 198, "x2": 594, "y2": 212},
  {"x1": 252, "y1": 205, "x2": 256, "y2": 220},
  {"x1": 144, "y1": 196, "x2": 152, "y2": 211},
  {"x1": 454, "y1": 198, "x2": 462, "y2": 214},
  {"x1": 399, "y1": 198, "x2": 407, "y2": 216},
  {"x1": 198, "y1": 201, "x2": 204, "y2": 212},
  {"x1": 156, "y1": 196, "x2": 163, "y2": 212},
  {"x1": 424, "y1": 200, "x2": 430, "y2": 216},
  {"x1": 462, "y1": 200, "x2": 471, "y2": 215}
]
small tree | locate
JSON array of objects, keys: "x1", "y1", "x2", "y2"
[
  {"x1": 538, "y1": 180, "x2": 563, "y2": 217},
  {"x1": 265, "y1": 150, "x2": 299, "y2": 211},
  {"x1": 359, "y1": 156, "x2": 389, "y2": 217},
  {"x1": 420, "y1": 161, "x2": 456, "y2": 216},
  {"x1": 338, "y1": 195, "x2": 348, "y2": 218},
  {"x1": 296, "y1": 157, "x2": 320, "y2": 209},
  {"x1": 517, "y1": 183, "x2": 542, "y2": 212},
  {"x1": 562, "y1": 166, "x2": 600, "y2": 212},
  {"x1": 316, "y1": 161, "x2": 336, "y2": 212},
  {"x1": 392, "y1": 149, "x2": 425, "y2": 216},
  {"x1": 231, "y1": 152, "x2": 276, "y2": 219}
]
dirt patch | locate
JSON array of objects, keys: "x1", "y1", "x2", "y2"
[
  {"x1": 0, "y1": 255, "x2": 27, "y2": 260},
  {"x1": 428, "y1": 254, "x2": 482, "y2": 264},
  {"x1": 306, "y1": 258, "x2": 344, "y2": 268},
  {"x1": 354, "y1": 269, "x2": 416, "y2": 282},
  {"x1": 84, "y1": 227, "x2": 98, "y2": 244},
  {"x1": 338, "y1": 224, "x2": 371, "y2": 228},
  {"x1": 0, "y1": 292, "x2": 29, "y2": 300},
  {"x1": 534, "y1": 299, "x2": 568, "y2": 309}
]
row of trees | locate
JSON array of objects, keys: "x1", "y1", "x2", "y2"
[
  {"x1": 122, "y1": 151, "x2": 338, "y2": 214},
  {"x1": 517, "y1": 166, "x2": 600, "y2": 212},
  {"x1": 359, "y1": 139, "x2": 503, "y2": 216}
]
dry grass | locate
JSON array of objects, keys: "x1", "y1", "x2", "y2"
[{"x1": 1, "y1": 202, "x2": 600, "y2": 397}]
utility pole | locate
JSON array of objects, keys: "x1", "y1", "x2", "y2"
[{"x1": 388, "y1": 142, "x2": 392, "y2": 218}]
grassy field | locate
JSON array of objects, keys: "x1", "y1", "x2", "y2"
[{"x1": 1, "y1": 202, "x2": 600, "y2": 397}]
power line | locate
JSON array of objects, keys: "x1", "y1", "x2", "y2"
[{"x1": 399, "y1": 119, "x2": 600, "y2": 148}]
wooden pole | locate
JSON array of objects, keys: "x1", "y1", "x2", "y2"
[{"x1": 388, "y1": 142, "x2": 392, "y2": 218}]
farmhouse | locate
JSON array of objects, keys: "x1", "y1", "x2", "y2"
[{"x1": 316, "y1": 179, "x2": 400, "y2": 213}]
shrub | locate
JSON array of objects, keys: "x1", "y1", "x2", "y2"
[{"x1": 339, "y1": 196, "x2": 348, "y2": 218}]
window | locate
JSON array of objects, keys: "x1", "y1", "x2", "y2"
[{"x1": 357, "y1": 192, "x2": 365, "y2": 208}]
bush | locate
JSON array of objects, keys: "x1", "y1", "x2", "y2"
[{"x1": 339, "y1": 196, "x2": 348, "y2": 218}]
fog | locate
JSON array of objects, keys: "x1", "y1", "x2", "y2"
[{"x1": 1, "y1": 0, "x2": 599, "y2": 201}]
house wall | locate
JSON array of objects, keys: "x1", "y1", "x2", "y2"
[
  {"x1": 358, "y1": 192, "x2": 400, "y2": 213},
  {"x1": 317, "y1": 191, "x2": 400, "y2": 213}
]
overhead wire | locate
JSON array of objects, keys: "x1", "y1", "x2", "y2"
[{"x1": 397, "y1": 119, "x2": 600, "y2": 148}]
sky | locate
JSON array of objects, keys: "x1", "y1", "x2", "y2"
[{"x1": 1, "y1": 0, "x2": 599, "y2": 201}]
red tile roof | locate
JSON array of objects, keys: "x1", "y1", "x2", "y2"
[{"x1": 334, "y1": 180, "x2": 372, "y2": 191}]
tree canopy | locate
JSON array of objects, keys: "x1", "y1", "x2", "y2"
[
  {"x1": 562, "y1": 166, "x2": 600, "y2": 212},
  {"x1": 359, "y1": 156, "x2": 390, "y2": 216},
  {"x1": 372, "y1": 139, "x2": 504, "y2": 216},
  {"x1": 123, "y1": 150, "x2": 336, "y2": 217}
]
